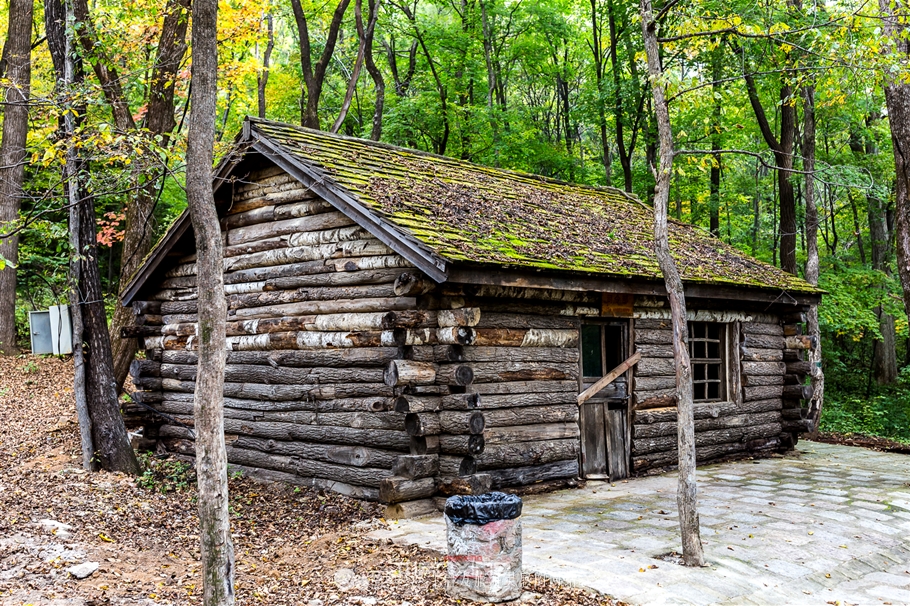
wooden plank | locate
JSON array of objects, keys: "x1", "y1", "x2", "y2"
[
  {"x1": 582, "y1": 402, "x2": 607, "y2": 478},
  {"x1": 577, "y1": 351, "x2": 642, "y2": 405},
  {"x1": 606, "y1": 409, "x2": 628, "y2": 481}
]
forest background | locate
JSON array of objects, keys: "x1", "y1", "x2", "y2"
[{"x1": 0, "y1": 0, "x2": 905, "y2": 444}]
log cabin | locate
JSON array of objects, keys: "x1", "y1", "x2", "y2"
[{"x1": 120, "y1": 117, "x2": 822, "y2": 518}]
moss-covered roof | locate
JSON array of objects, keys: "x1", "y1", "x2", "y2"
[{"x1": 251, "y1": 119, "x2": 817, "y2": 294}]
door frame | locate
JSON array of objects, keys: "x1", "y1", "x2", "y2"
[{"x1": 577, "y1": 318, "x2": 631, "y2": 480}]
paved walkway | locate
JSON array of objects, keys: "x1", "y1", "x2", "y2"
[{"x1": 371, "y1": 442, "x2": 910, "y2": 605}]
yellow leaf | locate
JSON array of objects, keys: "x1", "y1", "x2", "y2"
[{"x1": 99, "y1": 533, "x2": 115, "y2": 542}]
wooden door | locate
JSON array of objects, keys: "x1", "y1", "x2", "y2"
[{"x1": 579, "y1": 322, "x2": 629, "y2": 481}]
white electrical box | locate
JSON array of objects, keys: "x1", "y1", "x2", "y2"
[{"x1": 28, "y1": 305, "x2": 73, "y2": 355}]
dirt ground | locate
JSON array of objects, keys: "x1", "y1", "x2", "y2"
[{"x1": 0, "y1": 355, "x2": 616, "y2": 606}]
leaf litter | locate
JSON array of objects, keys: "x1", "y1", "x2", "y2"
[{"x1": 0, "y1": 355, "x2": 619, "y2": 606}]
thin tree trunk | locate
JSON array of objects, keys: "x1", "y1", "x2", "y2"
[
  {"x1": 331, "y1": 0, "x2": 382, "y2": 133},
  {"x1": 0, "y1": 0, "x2": 32, "y2": 355},
  {"x1": 640, "y1": 0, "x2": 705, "y2": 568},
  {"x1": 608, "y1": 0, "x2": 632, "y2": 192},
  {"x1": 258, "y1": 14, "x2": 274, "y2": 119},
  {"x1": 187, "y1": 0, "x2": 234, "y2": 600},
  {"x1": 709, "y1": 44, "x2": 722, "y2": 236},
  {"x1": 107, "y1": 0, "x2": 190, "y2": 392},
  {"x1": 881, "y1": 0, "x2": 910, "y2": 384},
  {"x1": 364, "y1": 0, "x2": 384, "y2": 140},
  {"x1": 802, "y1": 84, "x2": 825, "y2": 434}
]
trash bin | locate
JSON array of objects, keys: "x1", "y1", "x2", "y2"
[{"x1": 444, "y1": 492, "x2": 523, "y2": 602}]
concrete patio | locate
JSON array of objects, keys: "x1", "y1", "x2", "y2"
[{"x1": 371, "y1": 441, "x2": 910, "y2": 605}]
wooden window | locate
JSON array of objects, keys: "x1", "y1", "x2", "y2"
[
  {"x1": 688, "y1": 322, "x2": 726, "y2": 402},
  {"x1": 580, "y1": 322, "x2": 626, "y2": 398}
]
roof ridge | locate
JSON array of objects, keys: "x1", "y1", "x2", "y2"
[{"x1": 244, "y1": 116, "x2": 644, "y2": 207}]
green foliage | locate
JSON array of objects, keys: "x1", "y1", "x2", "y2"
[
  {"x1": 137, "y1": 452, "x2": 196, "y2": 494},
  {"x1": 820, "y1": 391, "x2": 910, "y2": 444}
]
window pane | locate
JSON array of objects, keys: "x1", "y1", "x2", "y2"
[
  {"x1": 707, "y1": 340, "x2": 720, "y2": 358},
  {"x1": 603, "y1": 325, "x2": 623, "y2": 370},
  {"x1": 581, "y1": 325, "x2": 603, "y2": 378}
]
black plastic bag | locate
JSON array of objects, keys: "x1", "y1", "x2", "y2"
[{"x1": 444, "y1": 492, "x2": 523, "y2": 526}]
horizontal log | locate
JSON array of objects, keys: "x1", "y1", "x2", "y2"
[
  {"x1": 393, "y1": 272, "x2": 436, "y2": 296},
  {"x1": 438, "y1": 308, "x2": 481, "y2": 327},
  {"x1": 634, "y1": 398, "x2": 782, "y2": 424},
  {"x1": 379, "y1": 476, "x2": 437, "y2": 504},
  {"x1": 740, "y1": 346, "x2": 784, "y2": 362},
  {"x1": 741, "y1": 334, "x2": 785, "y2": 349},
  {"x1": 453, "y1": 391, "x2": 576, "y2": 410},
  {"x1": 439, "y1": 455, "x2": 476, "y2": 477},
  {"x1": 782, "y1": 419, "x2": 812, "y2": 433},
  {"x1": 633, "y1": 376, "x2": 676, "y2": 391},
  {"x1": 435, "y1": 364, "x2": 475, "y2": 386},
  {"x1": 741, "y1": 322, "x2": 784, "y2": 336},
  {"x1": 632, "y1": 421, "x2": 782, "y2": 456},
  {"x1": 633, "y1": 441, "x2": 749, "y2": 472},
  {"x1": 741, "y1": 374, "x2": 785, "y2": 387},
  {"x1": 229, "y1": 286, "x2": 398, "y2": 311},
  {"x1": 263, "y1": 268, "x2": 402, "y2": 292},
  {"x1": 635, "y1": 329, "x2": 673, "y2": 345},
  {"x1": 460, "y1": 361, "x2": 576, "y2": 383},
  {"x1": 782, "y1": 324, "x2": 802, "y2": 337},
  {"x1": 786, "y1": 361, "x2": 812, "y2": 375},
  {"x1": 225, "y1": 446, "x2": 392, "y2": 488},
  {"x1": 385, "y1": 360, "x2": 437, "y2": 387},
  {"x1": 455, "y1": 296, "x2": 600, "y2": 317},
  {"x1": 233, "y1": 435, "x2": 399, "y2": 469},
  {"x1": 155, "y1": 378, "x2": 393, "y2": 401},
  {"x1": 744, "y1": 385, "x2": 784, "y2": 402},
  {"x1": 405, "y1": 413, "x2": 441, "y2": 437},
  {"x1": 782, "y1": 384, "x2": 813, "y2": 400},
  {"x1": 474, "y1": 312, "x2": 576, "y2": 330},
  {"x1": 473, "y1": 438, "x2": 579, "y2": 471},
  {"x1": 488, "y1": 459, "x2": 579, "y2": 488},
  {"x1": 438, "y1": 393, "x2": 481, "y2": 411},
  {"x1": 443, "y1": 404, "x2": 577, "y2": 433},
  {"x1": 410, "y1": 435, "x2": 440, "y2": 455},
  {"x1": 438, "y1": 411, "x2": 486, "y2": 435},
  {"x1": 741, "y1": 361, "x2": 786, "y2": 376},
  {"x1": 783, "y1": 349, "x2": 803, "y2": 362},
  {"x1": 437, "y1": 474, "x2": 492, "y2": 497},
  {"x1": 156, "y1": 392, "x2": 390, "y2": 413},
  {"x1": 484, "y1": 422, "x2": 579, "y2": 445},
  {"x1": 158, "y1": 363, "x2": 384, "y2": 385},
  {"x1": 635, "y1": 395, "x2": 676, "y2": 410},
  {"x1": 635, "y1": 357, "x2": 676, "y2": 377},
  {"x1": 781, "y1": 407, "x2": 808, "y2": 420},
  {"x1": 223, "y1": 199, "x2": 333, "y2": 228},
  {"x1": 132, "y1": 301, "x2": 162, "y2": 315},
  {"x1": 230, "y1": 296, "x2": 415, "y2": 321},
  {"x1": 437, "y1": 434, "x2": 485, "y2": 455},
  {"x1": 785, "y1": 335, "x2": 817, "y2": 350},
  {"x1": 121, "y1": 325, "x2": 164, "y2": 338},
  {"x1": 161, "y1": 348, "x2": 400, "y2": 368},
  {"x1": 224, "y1": 462, "x2": 378, "y2": 501},
  {"x1": 226, "y1": 211, "x2": 355, "y2": 246},
  {"x1": 130, "y1": 359, "x2": 160, "y2": 379},
  {"x1": 392, "y1": 455, "x2": 439, "y2": 480},
  {"x1": 394, "y1": 395, "x2": 442, "y2": 413},
  {"x1": 632, "y1": 411, "x2": 782, "y2": 439},
  {"x1": 781, "y1": 311, "x2": 808, "y2": 324},
  {"x1": 421, "y1": 345, "x2": 579, "y2": 365},
  {"x1": 634, "y1": 344, "x2": 673, "y2": 358},
  {"x1": 472, "y1": 328, "x2": 578, "y2": 348},
  {"x1": 471, "y1": 380, "x2": 578, "y2": 395}
]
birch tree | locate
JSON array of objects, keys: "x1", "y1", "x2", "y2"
[{"x1": 186, "y1": 0, "x2": 235, "y2": 600}]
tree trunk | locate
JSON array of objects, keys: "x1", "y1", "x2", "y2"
[
  {"x1": 257, "y1": 14, "x2": 274, "y2": 119},
  {"x1": 187, "y1": 0, "x2": 235, "y2": 600},
  {"x1": 709, "y1": 44, "x2": 722, "y2": 236},
  {"x1": 331, "y1": 0, "x2": 381, "y2": 133},
  {"x1": 108, "y1": 0, "x2": 191, "y2": 392},
  {"x1": 802, "y1": 84, "x2": 825, "y2": 433},
  {"x1": 290, "y1": 0, "x2": 352, "y2": 129},
  {"x1": 0, "y1": 0, "x2": 32, "y2": 355},
  {"x1": 640, "y1": 0, "x2": 705, "y2": 567},
  {"x1": 882, "y1": 1, "x2": 910, "y2": 381},
  {"x1": 46, "y1": 0, "x2": 94, "y2": 469},
  {"x1": 364, "y1": 0, "x2": 385, "y2": 140}
]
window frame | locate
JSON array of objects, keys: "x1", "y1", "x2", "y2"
[{"x1": 687, "y1": 321, "x2": 739, "y2": 404}]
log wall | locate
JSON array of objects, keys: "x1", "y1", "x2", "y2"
[{"x1": 124, "y1": 162, "x2": 816, "y2": 511}]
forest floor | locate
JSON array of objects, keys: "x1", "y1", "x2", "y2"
[{"x1": 0, "y1": 355, "x2": 616, "y2": 606}]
